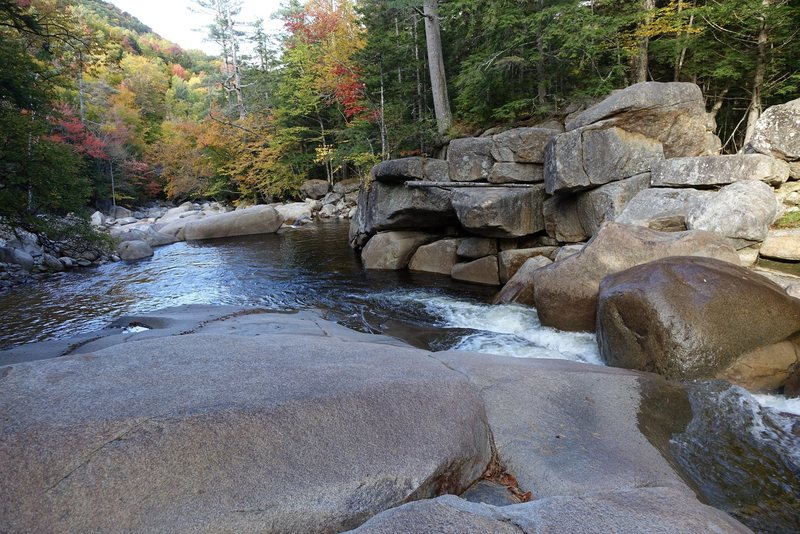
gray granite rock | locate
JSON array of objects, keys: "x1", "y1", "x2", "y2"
[
  {"x1": 116, "y1": 240, "x2": 153, "y2": 261},
  {"x1": 545, "y1": 126, "x2": 663, "y2": 194},
  {"x1": 0, "y1": 324, "x2": 491, "y2": 533},
  {"x1": 448, "y1": 138, "x2": 494, "y2": 182},
  {"x1": 576, "y1": 173, "x2": 651, "y2": 236},
  {"x1": 532, "y1": 222, "x2": 740, "y2": 332},
  {"x1": 183, "y1": 205, "x2": 284, "y2": 240},
  {"x1": 451, "y1": 186, "x2": 546, "y2": 238},
  {"x1": 652, "y1": 154, "x2": 790, "y2": 187},
  {"x1": 747, "y1": 97, "x2": 800, "y2": 162},
  {"x1": 451, "y1": 256, "x2": 500, "y2": 285},
  {"x1": 457, "y1": 237, "x2": 497, "y2": 259},
  {"x1": 488, "y1": 162, "x2": 544, "y2": 184},
  {"x1": 361, "y1": 231, "x2": 437, "y2": 270},
  {"x1": 491, "y1": 127, "x2": 559, "y2": 163},
  {"x1": 566, "y1": 82, "x2": 713, "y2": 158},
  {"x1": 408, "y1": 238, "x2": 461, "y2": 275}
]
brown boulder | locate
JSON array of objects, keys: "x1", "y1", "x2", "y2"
[
  {"x1": 409, "y1": 239, "x2": 461, "y2": 275},
  {"x1": 493, "y1": 256, "x2": 553, "y2": 306},
  {"x1": 451, "y1": 256, "x2": 500, "y2": 286},
  {"x1": 362, "y1": 231, "x2": 437, "y2": 270},
  {"x1": 532, "y1": 222, "x2": 739, "y2": 332},
  {"x1": 597, "y1": 256, "x2": 800, "y2": 388}
]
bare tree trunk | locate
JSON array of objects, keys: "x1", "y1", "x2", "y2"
[
  {"x1": 674, "y1": 1, "x2": 695, "y2": 81},
  {"x1": 379, "y1": 66, "x2": 388, "y2": 160},
  {"x1": 745, "y1": 0, "x2": 770, "y2": 145},
  {"x1": 225, "y1": 5, "x2": 246, "y2": 120},
  {"x1": 422, "y1": 0, "x2": 452, "y2": 138},
  {"x1": 78, "y1": 53, "x2": 86, "y2": 124},
  {"x1": 636, "y1": 0, "x2": 656, "y2": 83}
]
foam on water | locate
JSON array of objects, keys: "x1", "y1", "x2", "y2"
[
  {"x1": 754, "y1": 393, "x2": 800, "y2": 417},
  {"x1": 382, "y1": 290, "x2": 602, "y2": 365}
]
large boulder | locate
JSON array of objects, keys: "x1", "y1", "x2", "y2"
[
  {"x1": 457, "y1": 237, "x2": 497, "y2": 259},
  {"x1": 0, "y1": 330, "x2": 491, "y2": 533},
  {"x1": 576, "y1": 173, "x2": 651, "y2": 236},
  {"x1": 451, "y1": 186, "x2": 546, "y2": 238},
  {"x1": 543, "y1": 195, "x2": 589, "y2": 243},
  {"x1": 686, "y1": 180, "x2": 778, "y2": 247},
  {"x1": 299, "y1": 179, "x2": 330, "y2": 199},
  {"x1": 89, "y1": 211, "x2": 105, "y2": 227},
  {"x1": 531, "y1": 222, "x2": 740, "y2": 332},
  {"x1": 361, "y1": 231, "x2": 436, "y2": 270},
  {"x1": 451, "y1": 256, "x2": 500, "y2": 286},
  {"x1": 110, "y1": 225, "x2": 178, "y2": 248},
  {"x1": 274, "y1": 202, "x2": 314, "y2": 224},
  {"x1": 157, "y1": 204, "x2": 196, "y2": 224},
  {"x1": 352, "y1": 489, "x2": 750, "y2": 534},
  {"x1": 408, "y1": 238, "x2": 461, "y2": 275},
  {"x1": 0, "y1": 247, "x2": 34, "y2": 271},
  {"x1": 372, "y1": 157, "x2": 449, "y2": 184},
  {"x1": 183, "y1": 205, "x2": 284, "y2": 241},
  {"x1": 155, "y1": 212, "x2": 205, "y2": 241},
  {"x1": 747, "y1": 97, "x2": 800, "y2": 162},
  {"x1": 597, "y1": 256, "x2": 800, "y2": 390},
  {"x1": 566, "y1": 82, "x2": 714, "y2": 158},
  {"x1": 490, "y1": 127, "x2": 559, "y2": 164},
  {"x1": 349, "y1": 182, "x2": 456, "y2": 247},
  {"x1": 334, "y1": 178, "x2": 362, "y2": 195},
  {"x1": 617, "y1": 187, "x2": 714, "y2": 231},
  {"x1": 448, "y1": 138, "x2": 494, "y2": 182},
  {"x1": 544, "y1": 127, "x2": 664, "y2": 194},
  {"x1": 651, "y1": 154, "x2": 790, "y2": 188},
  {"x1": 116, "y1": 240, "x2": 154, "y2": 261},
  {"x1": 109, "y1": 205, "x2": 132, "y2": 219}
]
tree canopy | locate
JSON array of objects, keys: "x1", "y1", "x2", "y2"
[{"x1": 1, "y1": 0, "x2": 798, "y2": 219}]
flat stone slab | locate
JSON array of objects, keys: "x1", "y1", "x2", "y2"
[
  {"x1": 651, "y1": 154, "x2": 790, "y2": 187},
  {"x1": 760, "y1": 229, "x2": 800, "y2": 261},
  {"x1": 350, "y1": 489, "x2": 752, "y2": 533},
  {"x1": 431, "y1": 352, "x2": 691, "y2": 499},
  {"x1": 0, "y1": 318, "x2": 491, "y2": 533}
]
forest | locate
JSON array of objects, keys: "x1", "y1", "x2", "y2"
[{"x1": 1, "y1": 0, "x2": 799, "y2": 235}]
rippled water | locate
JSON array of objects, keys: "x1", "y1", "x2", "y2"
[{"x1": 0, "y1": 221, "x2": 599, "y2": 366}]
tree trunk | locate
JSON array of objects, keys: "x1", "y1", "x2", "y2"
[
  {"x1": 225, "y1": 5, "x2": 246, "y2": 120},
  {"x1": 422, "y1": 0, "x2": 452, "y2": 138},
  {"x1": 674, "y1": 1, "x2": 695, "y2": 81},
  {"x1": 636, "y1": 0, "x2": 656, "y2": 83},
  {"x1": 745, "y1": 0, "x2": 770, "y2": 145}
]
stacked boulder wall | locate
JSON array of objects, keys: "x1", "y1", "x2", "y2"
[
  {"x1": 597, "y1": 256, "x2": 800, "y2": 390},
  {"x1": 451, "y1": 186, "x2": 546, "y2": 238},
  {"x1": 747, "y1": 97, "x2": 800, "y2": 163},
  {"x1": 0, "y1": 333, "x2": 491, "y2": 533},
  {"x1": 361, "y1": 231, "x2": 438, "y2": 270},
  {"x1": 532, "y1": 222, "x2": 740, "y2": 332},
  {"x1": 544, "y1": 126, "x2": 664, "y2": 194},
  {"x1": 351, "y1": 489, "x2": 751, "y2": 534},
  {"x1": 183, "y1": 205, "x2": 284, "y2": 241},
  {"x1": 565, "y1": 81, "x2": 715, "y2": 158},
  {"x1": 349, "y1": 182, "x2": 456, "y2": 248},
  {"x1": 651, "y1": 154, "x2": 790, "y2": 188}
]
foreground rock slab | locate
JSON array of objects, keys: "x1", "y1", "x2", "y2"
[
  {"x1": 0, "y1": 326, "x2": 491, "y2": 533},
  {"x1": 350, "y1": 489, "x2": 751, "y2": 534},
  {"x1": 597, "y1": 256, "x2": 800, "y2": 389}
]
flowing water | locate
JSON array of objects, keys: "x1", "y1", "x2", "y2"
[
  {"x1": 0, "y1": 220, "x2": 598, "y2": 364},
  {"x1": 1, "y1": 220, "x2": 798, "y2": 532}
]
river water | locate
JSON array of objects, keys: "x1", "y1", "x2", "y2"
[
  {"x1": 0, "y1": 221, "x2": 598, "y2": 363},
  {"x1": 1, "y1": 220, "x2": 798, "y2": 531}
]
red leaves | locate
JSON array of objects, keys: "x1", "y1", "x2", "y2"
[{"x1": 48, "y1": 104, "x2": 108, "y2": 160}]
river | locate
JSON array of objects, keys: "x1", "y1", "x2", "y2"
[
  {"x1": 1, "y1": 220, "x2": 798, "y2": 532},
  {"x1": 0, "y1": 220, "x2": 598, "y2": 363}
]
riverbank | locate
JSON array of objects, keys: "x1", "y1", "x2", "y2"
[{"x1": 1, "y1": 305, "x2": 796, "y2": 532}]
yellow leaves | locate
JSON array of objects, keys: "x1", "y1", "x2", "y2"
[{"x1": 314, "y1": 144, "x2": 334, "y2": 165}]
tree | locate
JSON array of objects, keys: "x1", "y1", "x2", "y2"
[{"x1": 422, "y1": 0, "x2": 452, "y2": 137}]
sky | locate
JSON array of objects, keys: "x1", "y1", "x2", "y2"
[{"x1": 108, "y1": 0, "x2": 286, "y2": 55}]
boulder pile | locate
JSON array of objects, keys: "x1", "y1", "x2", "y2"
[{"x1": 351, "y1": 82, "x2": 794, "y2": 289}]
